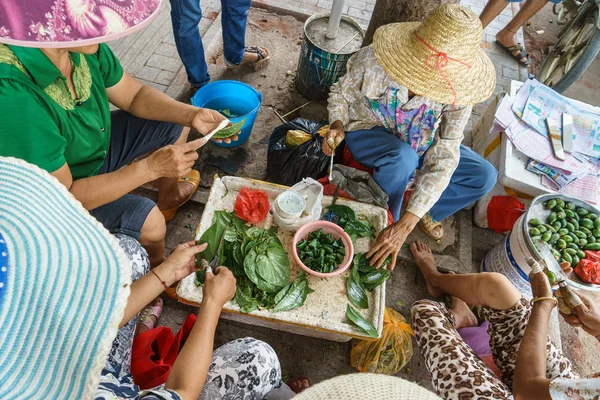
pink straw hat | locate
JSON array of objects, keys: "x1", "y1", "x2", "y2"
[{"x1": 0, "y1": 0, "x2": 161, "y2": 48}]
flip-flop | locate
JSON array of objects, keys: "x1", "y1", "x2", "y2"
[
  {"x1": 160, "y1": 170, "x2": 200, "y2": 221},
  {"x1": 419, "y1": 212, "x2": 444, "y2": 241},
  {"x1": 227, "y1": 46, "x2": 270, "y2": 71},
  {"x1": 287, "y1": 376, "x2": 311, "y2": 394},
  {"x1": 495, "y1": 40, "x2": 531, "y2": 66},
  {"x1": 136, "y1": 297, "x2": 164, "y2": 332}
]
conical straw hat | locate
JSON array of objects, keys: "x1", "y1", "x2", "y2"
[{"x1": 373, "y1": 4, "x2": 496, "y2": 106}]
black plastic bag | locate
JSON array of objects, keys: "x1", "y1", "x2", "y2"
[{"x1": 267, "y1": 118, "x2": 334, "y2": 186}]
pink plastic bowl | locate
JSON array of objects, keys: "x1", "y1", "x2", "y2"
[{"x1": 292, "y1": 220, "x2": 354, "y2": 278}]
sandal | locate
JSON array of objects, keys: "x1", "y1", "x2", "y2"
[
  {"x1": 419, "y1": 212, "x2": 444, "y2": 241},
  {"x1": 287, "y1": 376, "x2": 311, "y2": 394},
  {"x1": 495, "y1": 40, "x2": 531, "y2": 66},
  {"x1": 226, "y1": 46, "x2": 270, "y2": 71},
  {"x1": 160, "y1": 170, "x2": 201, "y2": 221},
  {"x1": 136, "y1": 297, "x2": 163, "y2": 335}
]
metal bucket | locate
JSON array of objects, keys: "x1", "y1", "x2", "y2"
[
  {"x1": 482, "y1": 193, "x2": 600, "y2": 298},
  {"x1": 296, "y1": 13, "x2": 364, "y2": 100}
]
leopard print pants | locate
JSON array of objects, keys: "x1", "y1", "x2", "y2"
[{"x1": 411, "y1": 298, "x2": 577, "y2": 399}]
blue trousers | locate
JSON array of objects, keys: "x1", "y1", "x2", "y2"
[
  {"x1": 169, "y1": 0, "x2": 251, "y2": 88},
  {"x1": 345, "y1": 127, "x2": 497, "y2": 222}
]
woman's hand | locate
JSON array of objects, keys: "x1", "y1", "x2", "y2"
[
  {"x1": 323, "y1": 121, "x2": 345, "y2": 156},
  {"x1": 157, "y1": 242, "x2": 208, "y2": 285},
  {"x1": 560, "y1": 292, "x2": 600, "y2": 340},
  {"x1": 189, "y1": 108, "x2": 239, "y2": 144},
  {"x1": 145, "y1": 139, "x2": 203, "y2": 179},
  {"x1": 203, "y1": 266, "x2": 237, "y2": 308},
  {"x1": 367, "y1": 213, "x2": 419, "y2": 270},
  {"x1": 529, "y1": 268, "x2": 553, "y2": 300}
]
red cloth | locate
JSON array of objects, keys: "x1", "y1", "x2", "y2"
[
  {"x1": 342, "y1": 146, "x2": 373, "y2": 175},
  {"x1": 486, "y1": 196, "x2": 525, "y2": 233},
  {"x1": 131, "y1": 313, "x2": 197, "y2": 389}
]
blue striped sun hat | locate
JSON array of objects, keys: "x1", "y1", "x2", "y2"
[{"x1": 0, "y1": 157, "x2": 132, "y2": 399}]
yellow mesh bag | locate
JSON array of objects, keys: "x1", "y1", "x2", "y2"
[{"x1": 350, "y1": 308, "x2": 414, "y2": 375}]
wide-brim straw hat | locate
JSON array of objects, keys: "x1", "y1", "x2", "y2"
[
  {"x1": 373, "y1": 4, "x2": 495, "y2": 106},
  {"x1": 0, "y1": 157, "x2": 131, "y2": 399},
  {"x1": 294, "y1": 373, "x2": 442, "y2": 400},
  {"x1": 0, "y1": 0, "x2": 162, "y2": 48}
]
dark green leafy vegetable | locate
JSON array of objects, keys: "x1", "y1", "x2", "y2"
[
  {"x1": 273, "y1": 272, "x2": 314, "y2": 312},
  {"x1": 297, "y1": 229, "x2": 345, "y2": 273},
  {"x1": 324, "y1": 204, "x2": 373, "y2": 242},
  {"x1": 212, "y1": 119, "x2": 246, "y2": 139},
  {"x1": 346, "y1": 304, "x2": 378, "y2": 337},
  {"x1": 361, "y1": 268, "x2": 391, "y2": 291},
  {"x1": 347, "y1": 264, "x2": 368, "y2": 309},
  {"x1": 195, "y1": 212, "x2": 311, "y2": 313}
]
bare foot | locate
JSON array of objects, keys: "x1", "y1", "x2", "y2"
[
  {"x1": 135, "y1": 297, "x2": 163, "y2": 336},
  {"x1": 157, "y1": 180, "x2": 195, "y2": 211},
  {"x1": 287, "y1": 377, "x2": 310, "y2": 394},
  {"x1": 496, "y1": 29, "x2": 528, "y2": 64},
  {"x1": 410, "y1": 241, "x2": 443, "y2": 297},
  {"x1": 449, "y1": 295, "x2": 478, "y2": 329}
]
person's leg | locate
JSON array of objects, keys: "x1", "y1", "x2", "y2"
[
  {"x1": 199, "y1": 338, "x2": 282, "y2": 400},
  {"x1": 105, "y1": 111, "x2": 196, "y2": 213},
  {"x1": 169, "y1": 0, "x2": 210, "y2": 88},
  {"x1": 496, "y1": 0, "x2": 548, "y2": 63},
  {"x1": 105, "y1": 234, "x2": 151, "y2": 375},
  {"x1": 221, "y1": 0, "x2": 251, "y2": 65},
  {"x1": 480, "y1": 0, "x2": 512, "y2": 28},
  {"x1": 428, "y1": 145, "x2": 497, "y2": 223},
  {"x1": 90, "y1": 195, "x2": 167, "y2": 266},
  {"x1": 410, "y1": 241, "x2": 578, "y2": 391},
  {"x1": 411, "y1": 300, "x2": 512, "y2": 399},
  {"x1": 345, "y1": 128, "x2": 419, "y2": 221}
]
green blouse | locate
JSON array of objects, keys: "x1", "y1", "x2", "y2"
[{"x1": 0, "y1": 43, "x2": 124, "y2": 179}]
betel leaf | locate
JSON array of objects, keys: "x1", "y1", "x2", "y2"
[
  {"x1": 346, "y1": 304, "x2": 378, "y2": 338},
  {"x1": 353, "y1": 253, "x2": 373, "y2": 273},
  {"x1": 213, "y1": 119, "x2": 246, "y2": 139},
  {"x1": 326, "y1": 204, "x2": 355, "y2": 223},
  {"x1": 361, "y1": 268, "x2": 390, "y2": 291},
  {"x1": 273, "y1": 273, "x2": 313, "y2": 312},
  {"x1": 347, "y1": 265, "x2": 368, "y2": 309},
  {"x1": 235, "y1": 281, "x2": 260, "y2": 313},
  {"x1": 344, "y1": 219, "x2": 373, "y2": 240}
]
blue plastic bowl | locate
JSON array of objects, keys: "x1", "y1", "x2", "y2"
[{"x1": 190, "y1": 80, "x2": 263, "y2": 148}]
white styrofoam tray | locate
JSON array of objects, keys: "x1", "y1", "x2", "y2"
[{"x1": 177, "y1": 176, "x2": 389, "y2": 340}]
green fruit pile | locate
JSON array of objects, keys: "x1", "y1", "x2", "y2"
[{"x1": 528, "y1": 198, "x2": 600, "y2": 268}]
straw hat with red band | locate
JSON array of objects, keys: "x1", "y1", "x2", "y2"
[
  {"x1": 0, "y1": 0, "x2": 161, "y2": 48},
  {"x1": 373, "y1": 4, "x2": 496, "y2": 107}
]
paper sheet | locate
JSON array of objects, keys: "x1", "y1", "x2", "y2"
[
  {"x1": 521, "y1": 85, "x2": 600, "y2": 158},
  {"x1": 542, "y1": 175, "x2": 599, "y2": 204}
]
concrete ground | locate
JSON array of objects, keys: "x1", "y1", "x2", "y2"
[{"x1": 114, "y1": 0, "x2": 600, "y2": 392}]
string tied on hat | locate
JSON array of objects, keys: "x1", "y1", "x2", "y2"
[{"x1": 414, "y1": 31, "x2": 471, "y2": 108}]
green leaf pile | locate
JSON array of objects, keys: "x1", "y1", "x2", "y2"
[
  {"x1": 195, "y1": 211, "x2": 312, "y2": 313},
  {"x1": 325, "y1": 205, "x2": 373, "y2": 242}
]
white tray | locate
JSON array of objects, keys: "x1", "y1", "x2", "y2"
[{"x1": 177, "y1": 176, "x2": 389, "y2": 341}]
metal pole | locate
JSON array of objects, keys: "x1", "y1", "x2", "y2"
[{"x1": 326, "y1": 0, "x2": 345, "y2": 39}]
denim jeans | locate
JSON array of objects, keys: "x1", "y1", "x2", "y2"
[
  {"x1": 169, "y1": 0, "x2": 252, "y2": 88},
  {"x1": 345, "y1": 127, "x2": 497, "y2": 222}
]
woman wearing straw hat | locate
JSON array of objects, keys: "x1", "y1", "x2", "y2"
[
  {"x1": 0, "y1": 0, "x2": 238, "y2": 267},
  {"x1": 323, "y1": 4, "x2": 498, "y2": 270},
  {"x1": 0, "y1": 156, "x2": 288, "y2": 399}
]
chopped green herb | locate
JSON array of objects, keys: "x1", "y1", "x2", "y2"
[{"x1": 297, "y1": 229, "x2": 345, "y2": 273}]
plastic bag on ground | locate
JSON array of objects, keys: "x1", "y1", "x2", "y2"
[
  {"x1": 330, "y1": 165, "x2": 389, "y2": 209},
  {"x1": 267, "y1": 118, "x2": 335, "y2": 186},
  {"x1": 272, "y1": 178, "x2": 324, "y2": 231},
  {"x1": 350, "y1": 308, "x2": 414, "y2": 375}
]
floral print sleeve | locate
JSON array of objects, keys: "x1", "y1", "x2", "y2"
[
  {"x1": 407, "y1": 104, "x2": 472, "y2": 218},
  {"x1": 327, "y1": 51, "x2": 361, "y2": 127},
  {"x1": 550, "y1": 375, "x2": 600, "y2": 399}
]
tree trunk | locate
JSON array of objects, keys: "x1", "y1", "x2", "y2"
[{"x1": 362, "y1": 0, "x2": 459, "y2": 46}]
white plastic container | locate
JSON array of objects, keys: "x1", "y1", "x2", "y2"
[{"x1": 275, "y1": 190, "x2": 306, "y2": 219}]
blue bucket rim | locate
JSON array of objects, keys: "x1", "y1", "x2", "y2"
[{"x1": 191, "y1": 80, "x2": 263, "y2": 119}]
